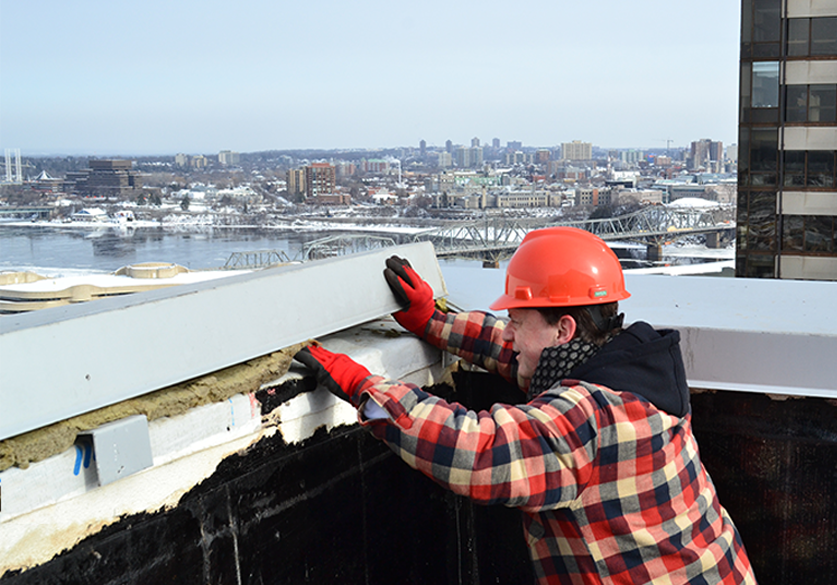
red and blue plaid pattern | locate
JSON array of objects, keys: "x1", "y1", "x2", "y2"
[{"x1": 358, "y1": 310, "x2": 756, "y2": 584}]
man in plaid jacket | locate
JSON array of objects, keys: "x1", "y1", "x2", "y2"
[{"x1": 297, "y1": 227, "x2": 756, "y2": 584}]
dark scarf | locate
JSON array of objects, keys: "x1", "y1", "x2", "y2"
[{"x1": 527, "y1": 339, "x2": 600, "y2": 399}]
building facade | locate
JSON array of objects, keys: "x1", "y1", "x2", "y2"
[
  {"x1": 562, "y1": 140, "x2": 593, "y2": 161},
  {"x1": 286, "y1": 168, "x2": 306, "y2": 198},
  {"x1": 738, "y1": 0, "x2": 837, "y2": 280},
  {"x1": 304, "y1": 163, "x2": 336, "y2": 199},
  {"x1": 65, "y1": 160, "x2": 143, "y2": 198},
  {"x1": 218, "y1": 151, "x2": 240, "y2": 165}
]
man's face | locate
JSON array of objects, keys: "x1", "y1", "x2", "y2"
[{"x1": 502, "y1": 308, "x2": 563, "y2": 380}]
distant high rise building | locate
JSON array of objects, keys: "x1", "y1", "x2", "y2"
[
  {"x1": 737, "y1": 0, "x2": 837, "y2": 280},
  {"x1": 455, "y1": 146, "x2": 483, "y2": 168},
  {"x1": 419, "y1": 139, "x2": 426, "y2": 157},
  {"x1": 562, "y1": 141, "x2": 593, "y2": 161},
  {"x1": 507, "y1": 141, "x2": 522, "y2": 151},
  {"x1": 437, "y1": 152, "x2": 452, "y2": 168},
  {"x1": 536, "y1": 149, "x2": 551, "y2": 164},
  {"x1": 470, "y1": 146, "x2": 483, "y2": 167},
  {"x1": 218, "y1": 150, "x2": 240, "y2": 165},
  {"x1": 690, "y1": 139, "x2": 712, "y2": 170},
  {"x1": 175, "y1": 153, "x2": 189, "y2": 167},
  {"x1": 287, "y1": 168, "x2": 306, "y2": 197},
  {"x1": 727, "y1": 144, "x2": 738, "y2": 164},
  {"x1": 445, "y1": 139, "x2": 453, "y2": 153},
  {"x1": 471, "y1": 137, "x2": 480, "y2": 148},
  {"x1": 492, "y1": 138, "x2": 501, "y2": 149},
  {"x1": 191, "y1": 155, "x2": 207, "y2": 169},
  {"x1": 304, "y1": 163, "x2": 336, "y2": 199},
  {"x1": 455, "y1": 146, "x2": 470, "y2": 168}
]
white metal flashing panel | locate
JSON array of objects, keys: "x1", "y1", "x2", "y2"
[
  {"x1": 781, "y1": 191, "x2": 837, "y2": 216},
  {"x1": 787, "y1": 0, "x2": 837, "y2": 18},
  {"x1": 784, "y1": 60, "x2": 837, "y2": 85},
  {"x1": 782, "y1": 126, "x2": 837, "y2": 150},
  {"x1": 0, "y1": 243, "x2": 446, "y2": 441},
  {"x1": 779, "y1": 255, "x2": 837, "y2": 280}
]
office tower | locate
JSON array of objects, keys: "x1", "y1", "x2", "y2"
[
  {"x1": 67, "y1": 160, "x2": 143, "y2": 197},
  {"x1": 304, "y1": 163, "x2": 336, "y2": 199},
  {"x1": 445, "y1": 139, "x2": 453, "y2": 153},
  {"x1": 507, "y1": 140, "x2": 523, "y2": 151},
  {"x1": 471, "y1": 137, "x2": 480, "y2": 148},
  {"x1": 738, "y1": 0, "x2": 837, "y2": 280},
  {"x1": 419, "y1": 139, "x2": 426, "y2": 157},
  {"x1": 562, "y1": 140, "x2": 593, "y2": 161},
  {"x1": 492, "y1": 138, "x2": 500, "y2": 149}
]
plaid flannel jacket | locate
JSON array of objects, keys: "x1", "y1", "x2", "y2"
[{"x1": 357, "y1": 309, "x2": 756, "y2": 584}]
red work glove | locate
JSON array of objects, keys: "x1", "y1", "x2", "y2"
[
  {"x1": 294, "y1": 344, "x2": 372, "y2": 405},
  {"x1": 383, "y1": 255, "x2": 436, "y2": 337}
]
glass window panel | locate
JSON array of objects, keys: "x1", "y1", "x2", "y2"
[
  {"x1": 811, "y1": 17, "x2": 837, "y2": 56},
  {"x1": 750, "y1": 128, "x2": 778, "y2": 171},
  {"x1": 735, "y1": 256, "x2": 747, "y2": 277},
  {"x1": 783, "y1": 215, "x2": 804, "y2": 252},
  {"x1": 750, "y1": 173, "x2": 777, "y2": 186},
  {"x1": 738, "y1": 128, "x2": 750, "y2": 175},
  {"x1": 784, "y1": 151, "x2": 806, "y2": 187},
  {"x1": 749, "y1": 108, "x2": 779, "y2": 123},
  {"x1": 752, "y1": 62, "x2": 779, "y2": 107},
  {"x1": 785, "y1": 85, "x2": 807, "y2": 122},
  {"x1": 786, "y1": 19, "x2": 809, "y2": 56},
  {"x1": 746, "y1": 254, "x2": 775, "y2": 278},
  {"x1": 740, "y1": 63, "x2": 751, "y2": 123},
  {"x1": 804, "y1": 216, "x2": 834, "y2": 252},
  {"x1": 737, "y1": 226, "x2": 749, "y2": 252},
  {"x1": 807, "y1": 151, "x2": 835, "y2": 187},
  {"x1": 742, "y1": 0, "x2": 752, "y2": 43},
  {"x1": 808, "y1": 85, "x2": 836, "y2": 123},
  {"x1": 748, "y1": 191, "x2": 776, "y2": 251},
  {"x1": 752, "y1": 43, "x2": 781, "y2": 58},
  {"x1": 753, "y1": 0, "x2": 781, "y2": 42}
]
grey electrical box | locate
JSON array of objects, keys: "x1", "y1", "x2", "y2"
[{"x1": 80, "y1": 415, "x2": 154, "y2": 486}]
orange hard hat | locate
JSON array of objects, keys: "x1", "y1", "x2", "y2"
[{"x1": 489, "y1": 226, "x2": 630, "y2": 311}]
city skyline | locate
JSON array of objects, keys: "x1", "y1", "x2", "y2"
[{"x1": 1, "y1": 0, "x2": 740, "y2": 156}]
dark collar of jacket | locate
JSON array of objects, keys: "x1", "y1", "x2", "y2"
[{"x1": 562, "y1": 321, "x2": 690, "y2": 418}]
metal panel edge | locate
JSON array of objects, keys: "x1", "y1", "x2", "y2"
[{"x1": 0, "y1": 242, "x2": 445, "y2": 440}]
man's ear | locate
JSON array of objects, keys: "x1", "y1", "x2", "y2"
[{"x1": 556, "y1": 314, "x2": 577, "y2": 345}]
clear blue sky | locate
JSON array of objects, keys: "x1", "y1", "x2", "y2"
[{"x1": 0, "y1": 0, "x2": 740, "y2": 156}]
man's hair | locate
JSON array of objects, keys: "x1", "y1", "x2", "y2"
[{"x1": 536, "y1": 302, "x2": 622, "y2": 347}]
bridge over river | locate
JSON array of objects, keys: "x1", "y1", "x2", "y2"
[{"x1": 293, "y1": 204, "x2": 736, "y2": 264}]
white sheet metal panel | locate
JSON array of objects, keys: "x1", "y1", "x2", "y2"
[
  {"x1": 782, "y1": 126, "x2": 837, "y2": 150},
  {"x1": 784, "y1": 60, "x2": 837, "y2": 85},
  {"x1": 781, "y1": 191, "x2": 837, "y2": 216},
  {"x1": 0, "y1": 243, "x2": 446, "y2": 441},
  {"x1": 787, "y1": 0, "x2": 837, "y2": 17},
  {"x1": 442, "y1": 266, "x2": 837, "y2": 399}
]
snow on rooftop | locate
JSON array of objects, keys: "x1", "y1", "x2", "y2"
[{"x1": 667, "y1": 197, "x2": 722, "y2": 208}]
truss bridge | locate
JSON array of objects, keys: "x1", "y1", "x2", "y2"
[{"x1": 413, "y1": 205, "x2": 735, "y2": 262}]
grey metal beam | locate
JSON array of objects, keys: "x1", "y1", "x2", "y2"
[{"x1": 0, "y1": 242, "x2": 446, "y2": 441}]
